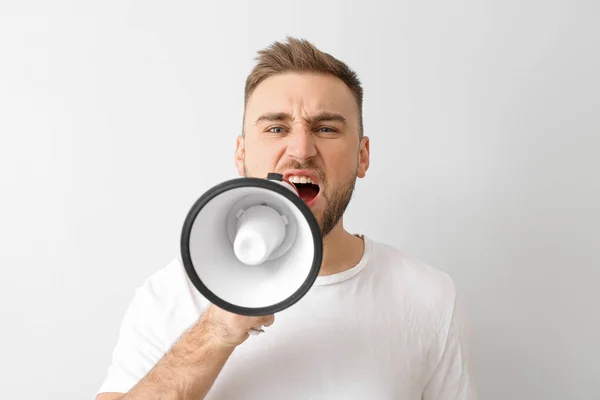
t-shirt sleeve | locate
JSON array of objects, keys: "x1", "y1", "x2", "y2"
[
  {"x1": 422, "y1": 292, "x2": 479, "y2": 400},
  {"x1": 96, "y1": 284, "x2": 171, "y2": 395}
]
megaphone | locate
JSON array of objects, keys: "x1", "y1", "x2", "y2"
[{"x1": 180, "y1": 172, "x2": 323, "y2": 318}]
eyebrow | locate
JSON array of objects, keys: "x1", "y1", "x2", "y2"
[{"x1": 255, "y1": 111, "x2": 347, "y2": 125}]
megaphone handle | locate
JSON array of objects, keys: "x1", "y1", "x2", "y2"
[{"x1": 248, "y1": 327, "x2": 264, "y2": 335}]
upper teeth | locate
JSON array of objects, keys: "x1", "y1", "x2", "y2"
[{"x1": 289, "y1": 176, "x2": 314, "y2": 184}]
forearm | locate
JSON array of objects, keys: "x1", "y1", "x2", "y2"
[{"x1": 121, "y1": 318, "x2": 235, "y2": 400}]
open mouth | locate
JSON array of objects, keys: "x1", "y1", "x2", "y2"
[
  {"x1": 293, "y1": 182, "x2": 320, "y2": 204},
  {"x1": 285, "y1": 174, "x2": 320, "y2": 205}
]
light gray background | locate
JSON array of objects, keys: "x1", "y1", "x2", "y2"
[{"x1": 1, "y1": 1, "x2": 598, "y2": 399}]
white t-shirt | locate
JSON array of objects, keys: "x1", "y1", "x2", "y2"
[{"x1": 98, "y1": 235, "x2": 478, "y2": 399}]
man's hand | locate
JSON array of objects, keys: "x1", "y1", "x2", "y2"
[{"x1": 203, "y1": 304, "x2": 275, "y2": 348}]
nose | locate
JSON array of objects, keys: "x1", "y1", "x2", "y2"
[{"x1": 285, "y1": 128, "x2": 317, "y2": 161}]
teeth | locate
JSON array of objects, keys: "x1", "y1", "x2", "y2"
[{"x1": 289, "y1": 175, "x2": 314, "y2": 184}]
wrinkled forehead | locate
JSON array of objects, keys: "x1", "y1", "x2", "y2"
[{"x1": 244, "y1": 72, "x2": 359, "y2": 127}]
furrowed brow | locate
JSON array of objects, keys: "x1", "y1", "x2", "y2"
[
  {"x1": 254, "y1": 111, "x2": 347, "y2": 125},
  {"x1": 255, "y1": 112, "x2": 292, "y2": 124},
  {"x1": 309, "y1": 112, "x2": 347, "y2": 125}
]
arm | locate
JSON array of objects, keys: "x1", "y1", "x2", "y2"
[
  {"x1": 107, "y1": 316, "x2": 233, "y2": 400},
  {"x1": 96, "y1": 304, "x2": 274, "y2": 400}
]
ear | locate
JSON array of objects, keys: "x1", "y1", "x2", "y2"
[
  {"x1": 234, "y1": 135, "x2": 245, "y2": 176},
  {"x1": 357, "y1": 136, "x2": 370, "y2": 178}
]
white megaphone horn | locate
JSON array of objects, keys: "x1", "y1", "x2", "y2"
[{"x1": 180, "y1": 172, "x2": 323, "y2": 317}]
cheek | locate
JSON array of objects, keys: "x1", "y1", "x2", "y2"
[
  {"x1": 322, "y1": 147, "x2": 357, "y2": 181},
  {"x1": 244, "y1": 142, "x2": 282, "y2": 175}
]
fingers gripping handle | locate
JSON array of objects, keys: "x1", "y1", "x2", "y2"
[{"x1": 248, "y1": 326, "x2": 265, "y2": 335}]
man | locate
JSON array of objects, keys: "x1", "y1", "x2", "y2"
[{"x1": 96, "y1": 37, "x2": 477, "y2": 399}]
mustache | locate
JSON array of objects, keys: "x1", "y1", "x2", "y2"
[{"x1": 277, "y1": 160, "x2": 326, "y2": 182}]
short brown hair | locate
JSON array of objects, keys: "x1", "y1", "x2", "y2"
[{"x1": 244, "y1": 37, "x2": 364, "y2": 137}]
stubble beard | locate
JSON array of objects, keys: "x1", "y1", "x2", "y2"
[{"x1": 318, "y1": 175, "x2": 356, "y2": 237}]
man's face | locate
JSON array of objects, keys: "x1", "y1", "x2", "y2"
[{"x1": 235, "y1": 72, "x2": 370, "y2": 237}]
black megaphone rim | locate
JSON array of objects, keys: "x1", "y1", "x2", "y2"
[{"x1": 180, "y1": 176, "x2": 323, "y2": 316}]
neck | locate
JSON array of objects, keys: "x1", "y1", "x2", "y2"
[{"x1": 318, "y1": 219, "x2": 365, "y2": 276}]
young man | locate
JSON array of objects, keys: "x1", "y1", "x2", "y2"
[{"x1": 96, "y1": 37, "x2": 478, "y2": 399}]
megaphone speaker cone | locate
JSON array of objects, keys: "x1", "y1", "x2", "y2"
[
  {"x1": 180, "y1": 173, "x2": 323, "y2": 316},
  {"x1": 233, "y1": 205, "x2": 286, "y2": 265}
]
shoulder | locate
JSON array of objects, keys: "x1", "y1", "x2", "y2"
[
  {"x1": 363, "y1": 237, "x2": 460, "y2": 342},
  {"x1": 368, "y1": 238, "x2": 458, "y2": 307},
  {"x1": 96, "y1": 258, "x2": 209, "y2": 395},
  {"x1": 365, "y1": 238, "x2": 475, "y2": 376},
  {"x1": 123, "y1": 257, "x2": 208, "y2": 339}
]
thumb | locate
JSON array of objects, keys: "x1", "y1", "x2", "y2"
[{"x1": 261, "y1": 314, "x2": 275, "y2": 327}]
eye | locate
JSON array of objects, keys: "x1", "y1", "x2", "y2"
[
  {"x1": 268, "y1": 126, "x2": 286, "y2": 134},
  {"x1": 316, "y1": 126, "x2": 338, "y2": 133}
]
